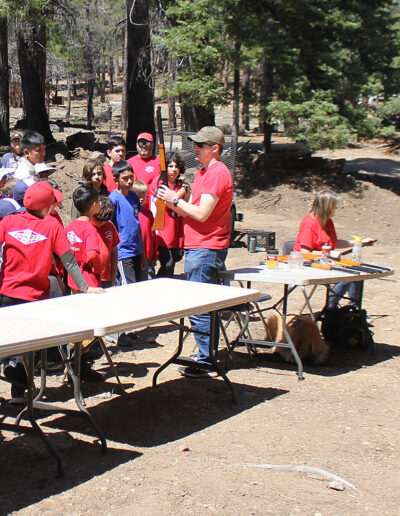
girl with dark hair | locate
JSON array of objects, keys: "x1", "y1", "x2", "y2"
[{"x1": 153, "y1": 151, "x2": 190, "y2": 277}]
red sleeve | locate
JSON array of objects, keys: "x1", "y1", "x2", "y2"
[
  {"x1": 87, "y1": 249, "x2": 102, "y2": 276},
  {"x1": 53, "y1": 221, "x2": 71, "y2": 257},
  {"x1": 85, "y1": 226, "x2": 100, "y2": 253},
  {"x1": 103, "y1": 163, "x2": 117, "y2": 192},
  {"x1": 109, "y1": 221, "x2": 120, "y2": 247},
  {"x1": 294, "y1": 215, "x2": 316, "y2": 251},
  {"x1": 0, "y1": 219, "x2": 5, "y2": 243}
]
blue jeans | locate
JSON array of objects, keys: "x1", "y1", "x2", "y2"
[
  {"x1": 184, "y1": 248, "x2": 228, "y2": 364},
  {"x1": 328, "y1": 281, "x2": 362, "y2": 308}
]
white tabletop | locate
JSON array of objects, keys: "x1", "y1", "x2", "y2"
[
  {"x1": 220, "y1": 263, "x2": 394, "y2": 286},
  {"x1": 0, "y1": 278, "x2": 259, "y2": 357}
]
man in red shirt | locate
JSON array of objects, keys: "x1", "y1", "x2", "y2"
[
  {"x1": 127, "y1": 132, "x2": 160, "y2": 209},
  {"x1": 157, "y1": 126, "x2": 233, "y2": 378}
]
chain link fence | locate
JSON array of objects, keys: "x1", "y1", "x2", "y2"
[{"x1": 155, "y1": 130, "x2": 238, "y2": 183}]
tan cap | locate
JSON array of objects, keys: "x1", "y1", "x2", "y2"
[
  {"x1": 10, "y1": 132, "x2": 22, "y2": 141},
  {"x1": 188, "y1": 126, "x2": 225, "y2": 147}
]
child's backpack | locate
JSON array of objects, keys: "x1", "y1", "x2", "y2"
[{"x1": 320, "y1": 305, "x2": 374, "y2": 353}]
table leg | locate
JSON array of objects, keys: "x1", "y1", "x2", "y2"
[
  {"x1": 282, "y1": 285, "x2": 304, "y2": 381},
  {"x1": 153, "y1": 317, "x2": 185, "y2": 387},
  {"x1": 16, "y1": 352, "x2": 64, "y2": 477},
  {"x1": 208, "y1": 311, "x2": 237, "y2": 404}
]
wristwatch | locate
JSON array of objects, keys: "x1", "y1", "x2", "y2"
[{"x1": 173, "y1": 198, "x2": 180, "y2": 207}]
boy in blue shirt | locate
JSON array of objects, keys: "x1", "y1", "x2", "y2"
[
  {"x1": 109, "y1": 160, "x2": 144, "y2": 284},
  {"x1": 109, "y1": 161, "x2": 144, "y2": 347}
]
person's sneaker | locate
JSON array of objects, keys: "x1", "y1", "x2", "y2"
[
  {"x1": 10, "y1": 386, "x2": 26, "y2": 405},
  {"x1": 178, "y1": 366, "x2": 218, "y2": 378},
  {"x1": 117, "y1": 332, "x2": 137, "y2": 347}
]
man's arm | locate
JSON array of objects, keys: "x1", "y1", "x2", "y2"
[{"x1": 157, "y1": 185, "x2": 218, "y2": 222}]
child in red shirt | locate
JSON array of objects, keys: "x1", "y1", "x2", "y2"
[
  {"x1": 0, "y1": 182, "x2": 102, "y2": 403},
  {"x1": 151, "y1": 152, "x2": 189, "y2": 277},
  {"x1": 65, "y1": 185, "x2": 102, "y2": 290},
  {"x1": 91, "y1": 196, "x2": 120, "y2": 288},
  {"x1": 132, "y1": 180, "x2": 158, "y2": 279}
]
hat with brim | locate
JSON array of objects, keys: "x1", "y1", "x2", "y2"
[
  {"x1": 34, "y1": 162, "x2": 56, "y2": 176},
  {"x1": 13, "y1": 177, "x2": 35, "y2": 203},
  {"x1": 24, "y1": 181, "x2": 58, "y2": 210},
  {"x1": 188, "y1": 126, "x2": 225, "y2": 147},
  {"x1": 0, "y1": 168, "x2": 12, "y2": 183},
  {"x1": 10, "y1": 133, "x2": 22, "y2": 142},
  {"x1": 137, "y1": 132, "x2": 154, "y2": 142},
  {"x1": 0, "y1": 198, "x2": 24, "y2": 220}
]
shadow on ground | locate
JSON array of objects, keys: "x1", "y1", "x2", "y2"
[
  {"x1": 0, "y1": 427, "x2": 140, "y2": 515},
  {"x1": 0, "y1": 378, "x2": 286, "y2": 514},
  {"x1": 226, "y1": 341, "x2": 400, "y2": 378},
  {"x1": 344, "y1": 157, "x2": 400, "y2": 194}
]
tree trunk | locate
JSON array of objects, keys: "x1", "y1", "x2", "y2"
[
  {"x1": 16, "y1": 20, "x2": 54, "y2": 143},
  {"x1": 242, "y1": 67, "x2": 251, "y2": 131},
  {"x1": 0, "y1": 17, "x2": 9, "y2": 144},
  {"x1": 181, "y1": 104, "x2": 214, "y2": 132},
  {"x1": 100, "y1": 55, "x2": 106, "y2": 102},
  {"x1": 109, "y1": 56, "x2": 114, "y2": 93},
  {"x1": 66, "y1": 76, "x2": 71, "y2": 122},
  {"x1": 260, "y1": 55, "x2": 274, "y2": 153},
  {"x1": 167, "y1": 59, "x2": 176, "y2": 129},
  {"x1": 87, "y1": 78, "x2": 95, "y2": 129},
  {"x1": 121, "y1": 22, "x2": 128, "y2": 132},
  {"x1": 232, "y1": 42, "x2": 241, "y2": 136},
  {"x1": 125, "y1": 0, "x2": 155, "y2": 151}
]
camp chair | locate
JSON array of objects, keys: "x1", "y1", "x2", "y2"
[{"x1": 219, "y1": 287, "x2": 273, "y2": 367}]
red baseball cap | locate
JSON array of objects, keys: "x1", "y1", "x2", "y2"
[
  {"x1": 24, "y1": 182, "x2": 58, "y2": 210},
  {"x1": 137, "y1": 132, "x2": 153, "y2": 142}
]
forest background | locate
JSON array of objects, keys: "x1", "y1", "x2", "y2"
[{"x1": 0, "y1": 0, "x2": 399, "y2": 154}]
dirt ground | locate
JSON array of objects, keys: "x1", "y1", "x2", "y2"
[{"x1": 1, "y1": 134, "x2": 400, "y2": 515}]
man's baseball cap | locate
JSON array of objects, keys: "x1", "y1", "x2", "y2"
[
  {"x1": 137, "y1": 132, "x2": 154, "y2": 142},
  {"x1": 10, "y1": 132, "x2": 22, "y2": 142},
  {"x1": 34, "y1": 162, "x2": 56, "y2": 176},
  {"x1": 24, "y1": 181, "x2": 58, "y2": 210},
  {"x1": 188, "y1": 126, "x2": 225, "y2": 147},
  {"x1": 13, "y1": 177, "x2": 35, "y2": 203},
  {"x1": 0, "y1": 198, "x2": 24, "y2": 220}
]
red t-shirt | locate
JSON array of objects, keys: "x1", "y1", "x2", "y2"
[
  {"x1": 46, "y1": 209, "x2": 65, "y2": 278},
  {"x1": 103, "y1": 163, "x2": 118, "y2": 192},
  {"x1": 138, "y1": 207, "x2": 157, "y2": 261},
  {"x1": 0, "y1": 212, "x2": 70, "y2": 301},
  {"x1": 293, "y1": 214, "x2": 338, "y2": 252},
  {"x1": 184, "y1": 161, "x2": 233, "y2": 249},
  {"x1": 64, "y1": 219, "x2": 101, "y2": 288},
  {"x1": 150, "y1": 178, "x2": 184, "y2": 249},
  {"x1": 128, "y1": 154, "x2": 160, "y2": 209},
  {"x1": 91, "y1": 220, "x2": 120, "y2": 282}
]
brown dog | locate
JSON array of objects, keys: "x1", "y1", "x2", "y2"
[{"x1": 266, "y1": 313, "x2": 329, "y2": 364}]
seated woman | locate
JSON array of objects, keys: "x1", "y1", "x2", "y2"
[{"x1": 293, "y1": 190, "x2": 374, "y2": 308}]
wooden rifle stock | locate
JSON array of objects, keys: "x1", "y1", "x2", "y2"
[{"x1": 152, "y1": 107, "x2": 169, "y2": 230}]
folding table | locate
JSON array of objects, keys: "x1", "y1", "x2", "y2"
[
  {"x1": 220, "y1": 263, "x2": 394, "y2": 379},
  {"x1": 0, "y1": 278, "x2": 259, "y2": 476}
]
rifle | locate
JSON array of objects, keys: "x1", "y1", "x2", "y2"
[{"x1": 152, "y1": 107, "x2": 169, "y2": 230}]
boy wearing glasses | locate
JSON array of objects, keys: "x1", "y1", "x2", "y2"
[
  {"x1": 156, "y1": 126, "x2": 233, "y2": 378},
  {"x1": 128, "y1": 132, "x2": 160, "y2": 209}
]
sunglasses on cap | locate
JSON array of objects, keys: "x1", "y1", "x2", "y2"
[
  {"x1": 138, "y1": 140, "x2": 152, "y2": 147},
  {"x1": 193, "y1": 141, "x2": 214, "y2": 148}
]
